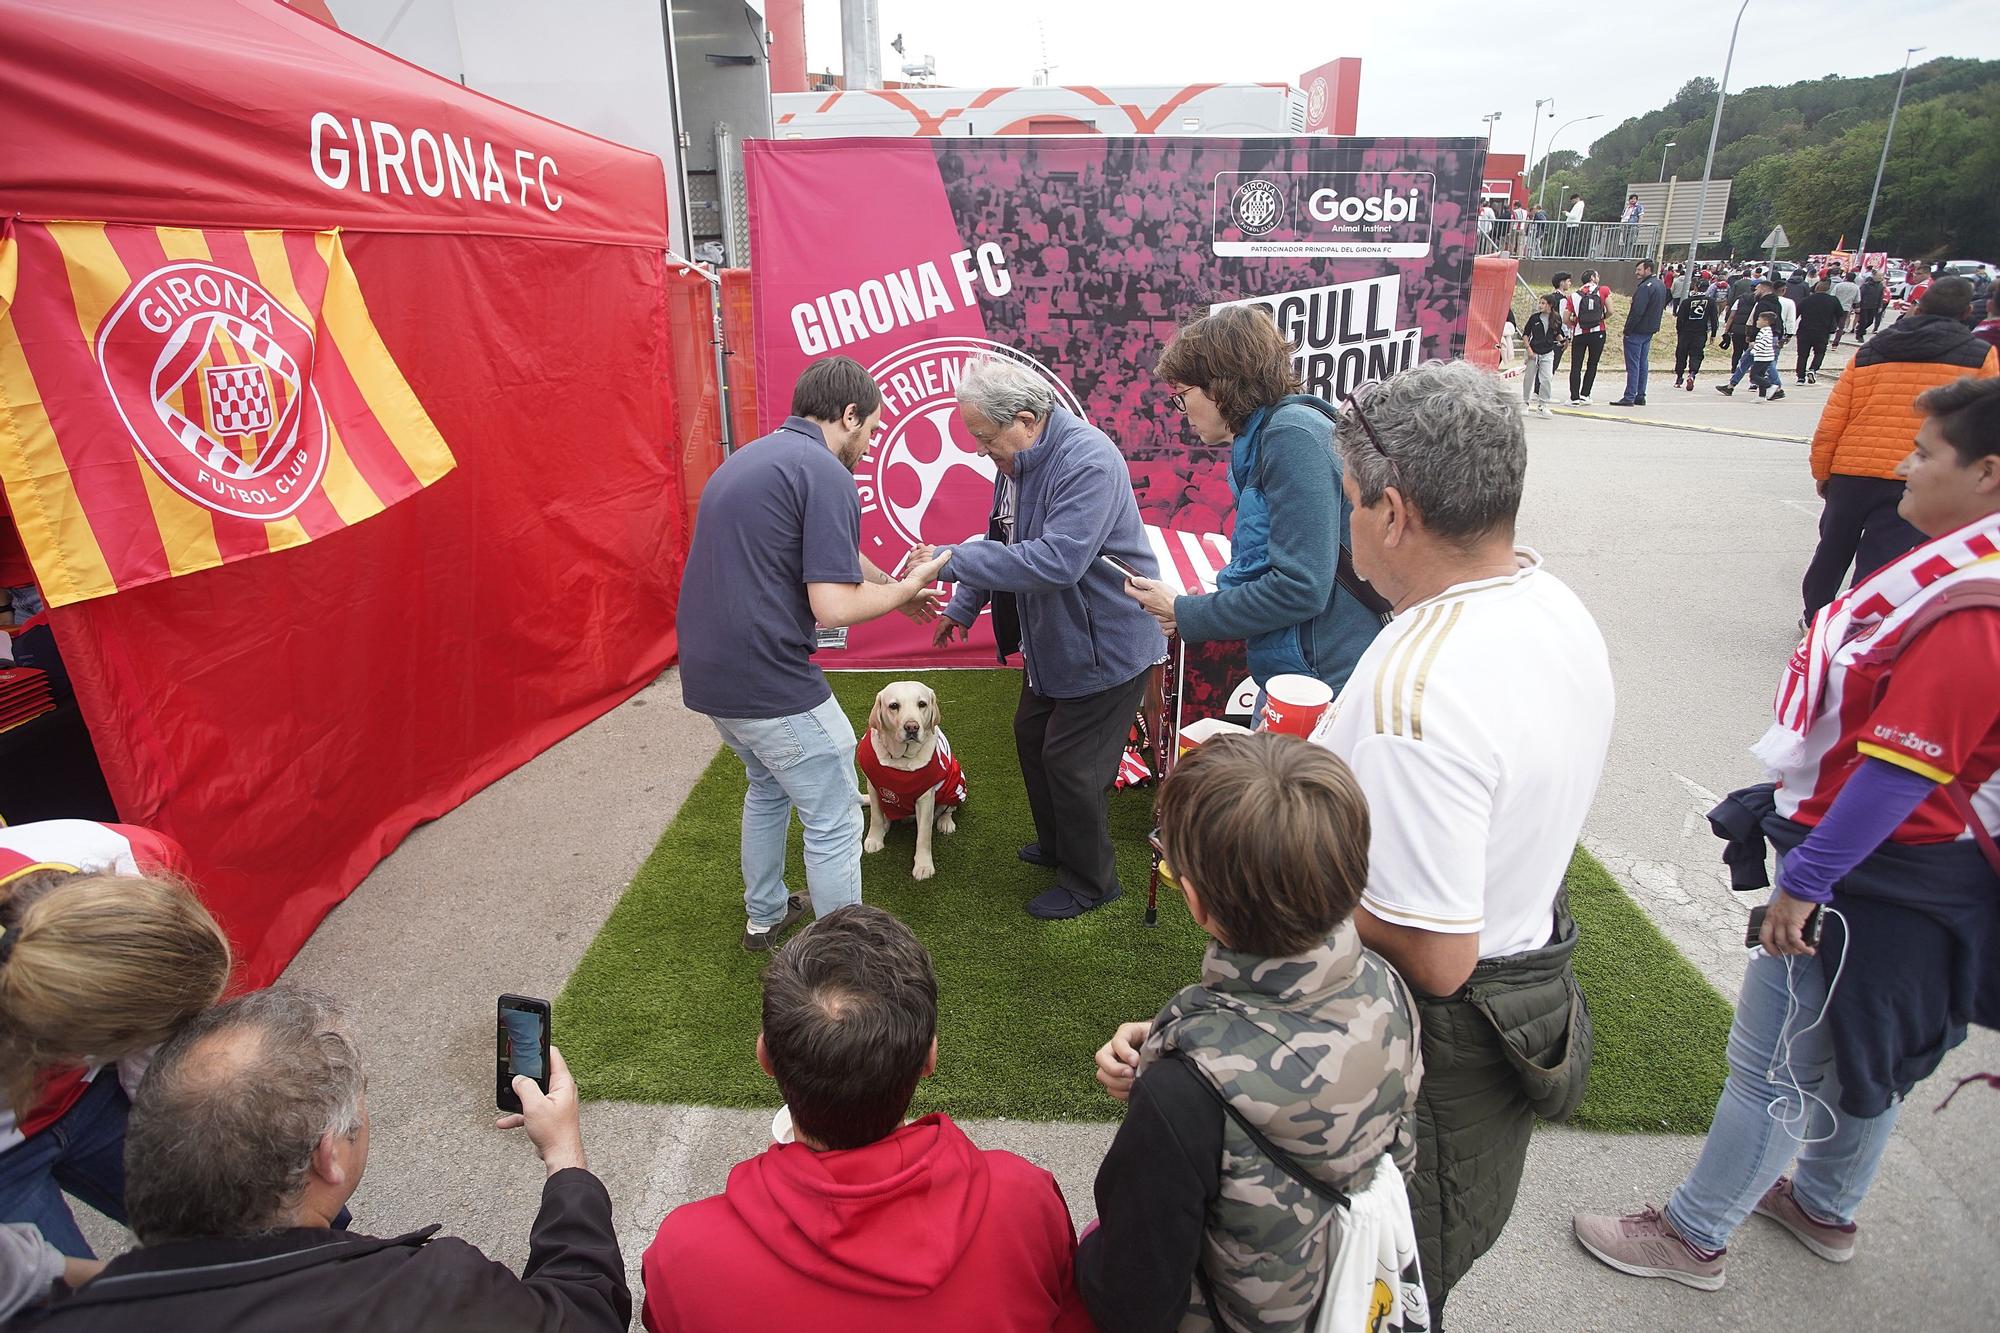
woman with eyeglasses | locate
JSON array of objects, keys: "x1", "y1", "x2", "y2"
[{"x1": 1125, "y1": 304, "x2": 1389, "y2": 702}]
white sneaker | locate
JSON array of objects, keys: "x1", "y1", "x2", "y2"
[
  {"x1": 1537, "y1": 405, "x2": 1554, "y2": 417},
  {"x1": 1576, "y1": 396, "x2": 1593, "y2": 405}
]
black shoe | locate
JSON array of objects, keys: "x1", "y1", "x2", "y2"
[
  {"x1": 1017, "y1": 842, "x2": 1057, "y2": 868},
  {"x1": 1610, "y1": 398, "x2": 1636, "y2": 407},
  {"x1": 1634, "y1": 397, "x2": 1646, "y2": 405},
  {"x1": 1716, "y1": 385, "x2": 1734, "y2": 396},
  {"x1": 1807, "y1": 371, "x2": 1817, "y2": 384},
  {"x1": 742, "y1": 894, "x2": 808, "y2": 952},
  {"x1": 1768, "y1": 389, "x2": 1786, "y2": 401},
  {"x1": 1026, "y1": 882, "x2": 1124, "y2": 920}
]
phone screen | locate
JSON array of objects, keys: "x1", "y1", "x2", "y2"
[{"x1": 496, "y1": 994, "x2": 551, "y2": 1113}]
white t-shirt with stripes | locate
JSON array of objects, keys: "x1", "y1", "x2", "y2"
[{"x1": 1311, "y1": 550, "x2": 1614, "y2": 961}]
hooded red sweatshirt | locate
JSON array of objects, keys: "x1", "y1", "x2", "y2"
[{"x1": 641, "y1": 1113, "x2": 1094, "y2": 1333}]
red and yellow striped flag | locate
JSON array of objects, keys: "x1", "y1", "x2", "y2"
[{"x1": 0, "y1": 222, "x2": 455, "y2": 606}]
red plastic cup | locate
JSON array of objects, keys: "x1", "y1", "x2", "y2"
[{"x1": 1258, "y1": 674, "x2": 1334, "y2": 737}]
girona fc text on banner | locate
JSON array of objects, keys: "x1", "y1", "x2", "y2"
[{"x1": 0, "y1": 221, "x2": 455, "y2": 606}]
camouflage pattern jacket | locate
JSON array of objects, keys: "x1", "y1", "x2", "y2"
[{"x1": 1138, "y1": 922, "x2": 1422, "y2": 1332}]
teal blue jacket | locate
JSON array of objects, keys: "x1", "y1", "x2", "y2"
[{"x1": 1172, "y1": 395, "x2": 1378, "y2": 692}]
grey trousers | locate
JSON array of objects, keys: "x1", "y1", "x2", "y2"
[{"x1": 1012, "y1": 668, "x2": 1151, "y2": 902}]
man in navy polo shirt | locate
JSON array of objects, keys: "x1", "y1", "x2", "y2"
[{"x1": 678, "y1": 357, "x2": 950, "y2": 951}]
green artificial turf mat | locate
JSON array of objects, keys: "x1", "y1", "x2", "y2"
[
  {"x1": 557, "y1": 669, "x2": 1729, "y2": 1132},
  {"x1": 1564, "y1": 845, "x2": 1733, "y2": 1133}
]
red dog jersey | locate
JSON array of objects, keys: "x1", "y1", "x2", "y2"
[{"x1": 858, "y1": 732, "x2": 967, "y2": 821}]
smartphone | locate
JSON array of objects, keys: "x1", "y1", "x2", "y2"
[
  {"x1": 1100, "y1": 553, "x2": 1143, "y2": 581},
  {"x1": 496, "y1": 994, "x2": 552, "y2": 1113},
  {"x1": 1744, "y1": 904, "x2": 1823, "y2": 950}
]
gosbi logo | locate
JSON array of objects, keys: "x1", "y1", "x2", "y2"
[
  {"x1": 1231, "y1": 178, "x2": 1285, "y2": 237},
  {"x1": 95, "y1": 261, "x2": 330, "y2": 522},
  {"x1": 856, "y1": 339, "x2": 1081, "y2": 557},
  {"x1": 1307, "y1": 77, "x2": 1328, "y2": 127}
]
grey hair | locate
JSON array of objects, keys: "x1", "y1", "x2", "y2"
[
  {"x1": 125, "y1": 984, "x2": 367, "y2": 1243},
  {"x1": 1337, "y1": 360, "x2": 1526, "y2": 541},
  {"x1": 954, "y1": 354, "x2": 1055, "y2": 426}
]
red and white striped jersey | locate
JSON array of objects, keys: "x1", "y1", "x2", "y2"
[{"x1": 1775, "y1": 608, "x2": 2000, "y2": 842}]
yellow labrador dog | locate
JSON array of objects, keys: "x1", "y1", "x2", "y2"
[{"x1": 857, "y1": 681, "x2": 967, "y2": 880}]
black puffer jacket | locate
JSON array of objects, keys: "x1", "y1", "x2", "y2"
[{"x1": 1407, "y1": 899, "x2": 1592, "y2": 1308}]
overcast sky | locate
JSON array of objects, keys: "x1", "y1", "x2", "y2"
[{"x1": 795, "y1": 0, "x2": 2000, "y2": 161}]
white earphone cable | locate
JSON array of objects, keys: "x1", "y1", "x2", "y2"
[{"x1": 1762, "y1": 906, "x2": 1850, "y2": 1145}]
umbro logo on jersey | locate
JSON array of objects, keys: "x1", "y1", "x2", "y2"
[{"x1": 1873, "y1": 724, "x2": 1945, "y2": 759}]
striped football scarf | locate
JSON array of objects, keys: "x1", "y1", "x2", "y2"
[{"x1": 1753, "y1": 510, "x2": 2000, "y2": 774}]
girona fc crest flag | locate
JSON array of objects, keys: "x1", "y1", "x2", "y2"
[{"x1": 0, "y1": 221, "x2": 456, "y2": 606}]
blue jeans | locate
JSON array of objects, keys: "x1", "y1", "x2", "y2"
[
  {"x1": 710, "y1": 693, "x2": 863, "y2": 927},
  {"x1": 1621, "y1": 335, "x2": 1652, "y2": 399},
  {"x1": 1665, "y1": 940, "x2": 1898, "y2": 1252},
  {"x1": 0, "y1": 1073, "x2": 129, "y2": 1258}
]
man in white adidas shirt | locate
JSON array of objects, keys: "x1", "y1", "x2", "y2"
[{"x1": 1311, "y1": 361, "x2": 1615, "y2": 1321}]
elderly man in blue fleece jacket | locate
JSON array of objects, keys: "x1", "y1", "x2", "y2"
[{"x1": 934, "y1": 356, "x2": 1167, "y2": 920}]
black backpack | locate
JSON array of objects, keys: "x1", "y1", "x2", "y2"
[{"x1": 1574, "y1": 288, "x2": 1607, "y2": 331}]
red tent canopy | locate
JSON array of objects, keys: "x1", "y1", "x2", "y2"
[{"x1": 0, "y1": 0, "x2": 687, "y2": 983}]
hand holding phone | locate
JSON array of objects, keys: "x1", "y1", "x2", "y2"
[
  {"x1": 496, "y1": 994, "x2": 552, "y2": 1113},
  {"x1": 494, "y1": 1045, "x2": 587, "y2": 1176},
  {"x1": 1745, "y1": 902, "x2": 1823, "y2": 953}
]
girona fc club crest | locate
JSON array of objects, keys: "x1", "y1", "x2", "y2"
[
  {"x1": 1231, "y1": 179, "x2": 1285, "y2": 237},
  {"x1": 1307, "y1": 77, "x2": 1329, "y2": 127},
  {"x1": 94, "y1": 261, "x2": 330, "y2": 522},
  {"x1": 856, "y1": 339, "x2": 1082, "y2": 560}
]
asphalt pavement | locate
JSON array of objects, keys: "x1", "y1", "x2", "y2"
[{"x1": 78, "y1": 336, "x2": 2000, "y2": 1327}]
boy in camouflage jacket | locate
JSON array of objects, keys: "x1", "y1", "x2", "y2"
[{"x1": 1076, "y1": 732, "x2": 1424, "y2": 1332}]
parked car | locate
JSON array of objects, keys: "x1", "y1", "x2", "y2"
[{"x1": 1939, "y1": 259, "x2": 1995, "y2": 291}]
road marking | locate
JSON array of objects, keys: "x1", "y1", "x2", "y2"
[{"x1": 1551, "y1": 408, "x2": 1809, "y2": 444}]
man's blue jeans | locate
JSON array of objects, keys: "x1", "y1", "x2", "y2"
[
  {"x1": 1621, "y1": 335, "x2": 1652, "y2": 400},
  {"x1": 0, "y1": 1073, "x2": 128, "y2": 1258},
  {"x1": 711, "y1": 693, "x2": 863, "y2": 927},
  {"x1": 1664, "y1": 937, "x2": 1898, "y2": 1252}
]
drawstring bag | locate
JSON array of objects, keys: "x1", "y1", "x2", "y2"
[{"x1": 1315, "y1": 1153, "x2": 1430, "y2": 1333}]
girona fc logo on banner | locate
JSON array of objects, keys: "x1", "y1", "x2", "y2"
[
  {"x1": 94, "y1": 261, "x2": 331, "y2": 522},
  {"x1": 855, "y1": 339, "x2": 1082, "y2": 561}
]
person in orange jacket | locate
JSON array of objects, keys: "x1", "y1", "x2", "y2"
[{"x1": 1800, "y1": 277, "x2": 1998, "y2": 621}]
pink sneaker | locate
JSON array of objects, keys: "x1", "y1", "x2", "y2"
[
  {"x1": 1754, "y1": 1177, "x2": 1856, "y2": 1262},
  {"x1": 1573, "y1": 1205, "x2": 1726, "y2": 1290}
]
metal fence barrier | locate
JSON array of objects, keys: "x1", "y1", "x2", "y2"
[{"x1": 1477, "y1": 219, "x2": 1662, "y2": 262}]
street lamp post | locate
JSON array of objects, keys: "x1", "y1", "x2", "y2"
[
  {"x1": 1683, "y1": 0, "x2": 1751, "y2": 283},
  {"x1": 1857, "y1": 45, "x2": 1925, "y2": 267},
  {"x1": 1537, "y1": 114, "x2": 1602, "y2": 212},
  {"x1": 1482, "y1": 111, "x2": 1502, "y2": 142},
  {"x1": 1524, "y1": 97, "x2": 1554, "y2": 205},
  {"x1": 1659, "y1": 140, "x2": 1677, "y2": 182}
]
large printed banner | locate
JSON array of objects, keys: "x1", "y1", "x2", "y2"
[
  {"x1": 745, "y1": 136, "x2": 1482, "y2": 670},
  {"x1": 0, "y1": 222, "x2": 455, "y2": 607}
]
